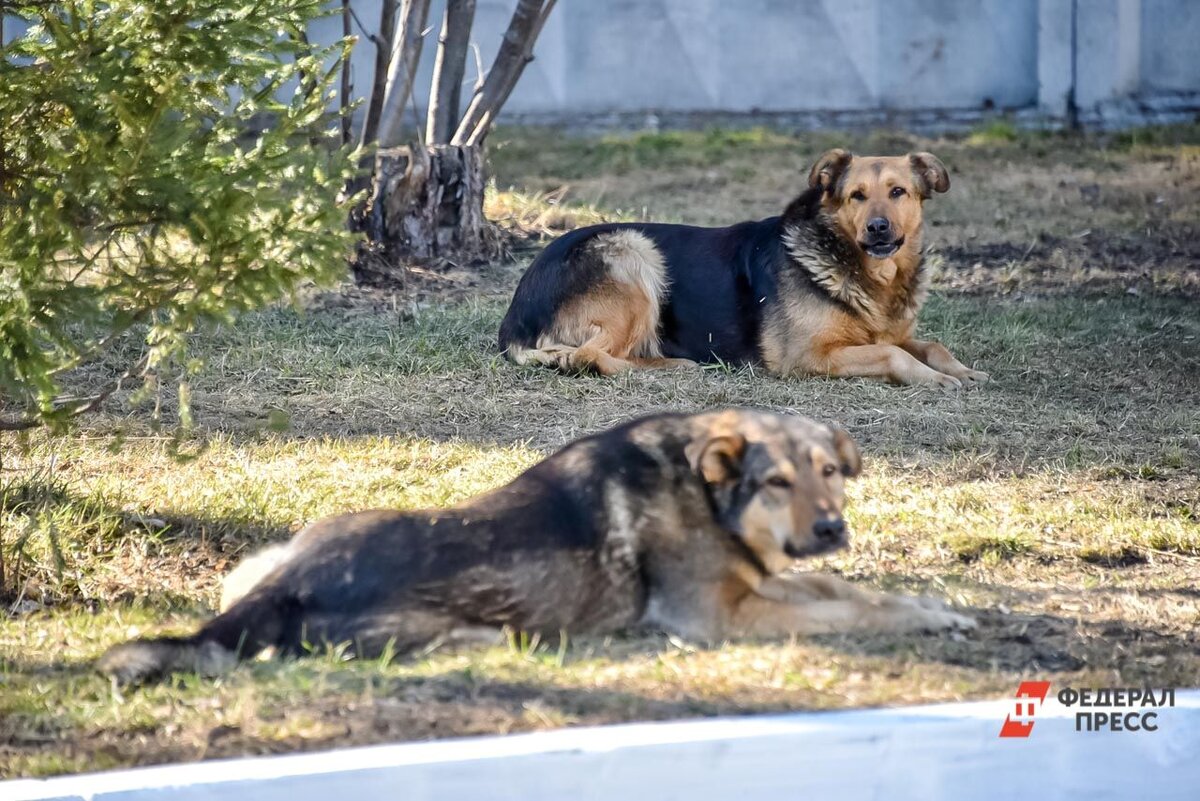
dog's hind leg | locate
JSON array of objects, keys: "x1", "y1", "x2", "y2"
[
  {"x1": 300, "y1": 608, "x2": 499, "y2": 659},
  {"x1": 570, "y1": 324, "x2": 694, "y2": 375},
  {"x1": 564, "y1": 270, "x2": 676, "y2": 375},
  {"x1": 569, "y1": 326, "x2": 638, "y2": 375},
  {"x1": 520, "y1": 231, "x2": 676, "y2": 376},
  {"x1": 507, "y1": 331, "x2": 634, "y2": 375}
]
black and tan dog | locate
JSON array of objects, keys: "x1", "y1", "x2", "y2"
[
  {"x1": 98, "y1": 409, "x2": 974, "y2": 684},
  {"x1": 498, "y1": 149, "x2": 989, "y2": 388}
]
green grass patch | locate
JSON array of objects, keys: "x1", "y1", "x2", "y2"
[
  {"x1": 491, "y1": 126, "x2": 802, "y2": 180},
  {"x1": 3, "y1": 123, "x2": 1199, "y2": 778},
  {"x1": 966, "y1": 119, "x2": 1020, "y2": 146}
]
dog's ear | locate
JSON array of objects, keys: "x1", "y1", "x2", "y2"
[
  {"x1": 909, "y1": 152, "x2": 950, "y2": 197},
  {"x1": 831, "y1": 427, "x2": 862, "y2": 478},
  {"x1": 808, "y1": 149, "x2": 853, "y2": 195},
  {"x1": 686, "y1": 433, "x2": 747, "y2": 486}
]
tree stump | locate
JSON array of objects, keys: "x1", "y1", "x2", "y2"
[{"x1": 353, "y1": 143, "x2": 492, "y2": 284}]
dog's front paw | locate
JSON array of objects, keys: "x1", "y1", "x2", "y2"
[
  {"x1": 927, "y1": 372, "x2": 963, "y2": 390},
  {"x1": 960, "y1": 369, "x2": 990, "y2": 386},
  {"x1": 882, "y1": 593, "x2": 947, "y2": 612},
  {"x1": 918, "y1": 608, "x2": 977, "y2": 633}
]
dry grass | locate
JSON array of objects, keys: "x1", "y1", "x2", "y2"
[
  {"x1": 490, "y1": 124, "x2": 1200, "y2": 296},
  {"x1": 2, "y1": 123, "x2": 1199, "y2": 778}
]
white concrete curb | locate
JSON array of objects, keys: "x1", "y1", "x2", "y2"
[{"x1": 6, "y1": 692, "x2": 1200, "y2": 801}]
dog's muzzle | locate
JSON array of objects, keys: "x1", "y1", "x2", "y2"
[
  {"x1": 861, "y1": 236, "x2": 904, "y2": 259},
  {"x1": 784, "y1": 531, "x2": 847, "y2": 558}
]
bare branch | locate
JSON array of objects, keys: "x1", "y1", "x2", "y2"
[
  {"x1": 358, "y1": 0, "x2": 398, "y2": 151},
  {"x1": 47, "y1": 310, "x2": 150, "y2": 377},
  {"x1": 340, "y1": 0, "x2": 353, "y2": 146},
  {"x1": 481, "y1": 0, "x2": 555, "y2": 138},
  {"x1": 425, "y1": 0, "x2": 476, "y2": 145},
  {"x1": 373, "y1": 0, "x2": 433, "y2": 149},
  {"x1": 0, "y1": 352, "x2": 151, "y2": 431},
  {"x1": 346, "y1": 2, "x2": 384, "y2": 46},
  {"x1": 293, "y1": 29, "x2": 318, "y2": 105},
  {"x1": 470, "y1": 41, "x2": 484, "y2": 93},
  {"x1": 406, "y1": 23, "x2": 434, "y2": 146},
  {"x1": 451, "y1": 0, "x2": 555, "y2": 147}
]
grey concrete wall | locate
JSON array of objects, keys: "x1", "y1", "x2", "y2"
[
  {"x1": 328, "y1": 0, "x2": 1043, "y2": 116},
  {"x1": 320, "y1": 0, "x2": 1198, "y2": 130},
  {"x1": 1141, "y1": 0, "x2": 1200, "y2": 94},
  {"x1": 6, "y1": 0, "x2": 1199, "y2": 130}
]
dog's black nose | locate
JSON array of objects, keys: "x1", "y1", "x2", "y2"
[
  {"x1": 866, "y1": 216, "x2": 891, "y2": 235},
  {"x1": 813, "y1": 518, "x2": 846, "y2": 541}
]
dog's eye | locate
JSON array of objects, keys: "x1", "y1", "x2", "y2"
[
  {"x1": 764, "y1": 475, "x2": 792, "y2": 489},
  {"x1": 821, "y1": 464, "x2": 838, "y2": 478},
  {"x1": 889, "y1": 186, "x2": 907, "y2": 199},
  {"x1": 849, "y1": 190, "x2": 866, "y2": 202}
]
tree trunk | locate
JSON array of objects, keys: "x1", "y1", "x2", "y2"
[
  {"x1": 374, "y1": 0, "x2": 433, "y2": 149},
  {"x1": 353, "y1": 143, "x2": 491, "y2": 282},
  {"x1": 350, "y1": 0, "x2": 558, "y2": 284},
  {"x1": 452, "y1": 0, "x2": 553, "y2": 147},
  {"x1": 358, "y1": 0, "x2": 399, "y2": 152},
  {"x1": 340, "y1": 0, "x2": 353, "y2": 146},
  {"x1": 426, "y1": 0, "x2": 476, "y2": 144}
]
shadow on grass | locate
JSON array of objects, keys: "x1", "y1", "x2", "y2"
[
  {"x1": 0, "y1": 654, "x2": 769, "y2": 777},
  {"x1": 5, "y1": 572, "x2": 1199, "y2": 779},
  {"x1": 0, "y1": 475, "x2": 290, "y2": 607},
  {"x1": 161, "y1": 293, "x2": 1200, "y2": 457},
  {"x1": 11, "y1": 582, "x2": 1199, "y2": 688},
  {"x1": 813, "y1": 580, "x2": 1200, "y2": 686},
  {"x1": 20, "y1": 291, "x2": 1195, "y2": 479}
]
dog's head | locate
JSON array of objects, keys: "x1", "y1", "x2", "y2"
[
  {"x1": 687, "y1": 412, "x2": 862, "y2": 575},
  {"x1": 807, "y1": 149, "x2": 949, "y2": 261}
]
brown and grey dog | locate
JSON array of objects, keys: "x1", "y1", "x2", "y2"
[
  {"x1": 98, "y1": 409, "x2": 974, "y2": 684},
  {"x1": 498, "y1": 149, "x2": 989, "y2": 387}
]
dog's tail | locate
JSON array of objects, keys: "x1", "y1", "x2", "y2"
[
  {"x1": 97, "y1": 587, "x2": 297, "y2": 685},
  {"x1": 95, "y1": 635, "x2": 239, "y2": 685},
  {"x1": 503, "y1": 340, "x2": 578, "y2": 371},
  {"x1": 98, "y1": 541, "x2": 302, "y2": 684}
]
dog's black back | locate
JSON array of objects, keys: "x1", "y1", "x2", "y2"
[
  {"x1": 223, "y1": 419, "x2": 679, "y2": 644},
  {"x1": 499, "y1": 217, "x2": 793, "y2": 365},
  {"x1": 97, "y1": 414, "x2": 700, "y2": 682}
]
